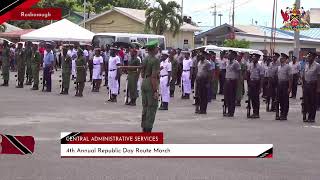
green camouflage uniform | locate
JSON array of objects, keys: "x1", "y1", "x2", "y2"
[
  {"x1": 236, "y1": 62, "x2": 247, "y2": 102},
  {"x1": 25, "y1": 47, "x2": 33, "y2": 83},
  {"x1": 62, "y1": 55, "x2": 72, "y2": 90},
  {"x1": 76, "y1": 56, "x2": 87, "y2": 96},
  {"x1": 1, "y1": 47, "x2": 10, "y2": 81},
  {"x1": 127, "y1": 57, "x2": 141, "y2": 100},
  {"x1": 16, "y1": 48, "x2": 25, "y2": 85},
  {"x1": 31, "y1": 50, "x2": 41, "y2": 86},
  {"x1": 141, "y1": 55, "x2": 160, "y2": 130},
  {"x1": 169, "y1": 57, "x2": 178, "y2": 94},
  {"x1": 212, "y1": 61, "x2": 220, "y2": 96}
]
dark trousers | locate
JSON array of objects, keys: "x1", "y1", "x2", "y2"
[
  {"x1": 176, "y1": 63, "x2": 183, "y2": 85},
  {"x1": 291, "y1": 74, "x2": 299, "y2": 97},
  {"x1": 262, "y1": 79, "x2": 268, "y2": 97},
  {"x1": 303, "y1": 82, "x2": 318, "y2": 120},
  {"x1": 278, "y1": 81, "x2": 289, "y2": 118},
  {"x1": 195, "y1": 77, "x2": 209, "y2": 113},
  {"x1": 44, "y1": 66, "x2": 52, "y2": 91},
  {"x1": 249, "y1": 80, "x2": 260, "y2": 115},
  {"x1": 224, "y1": 79, "x2": 237, "y2": 115},
  {"x1": 88, "y1": 61, "x2": 93, "y2": 81},
  {"x1": 269, "y1": 78, "x2": 278, "y2": 110},
  {"x1": 219, "y1": 69, "x2": 226, "y2": 94}
]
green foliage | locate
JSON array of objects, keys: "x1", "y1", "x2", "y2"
[
  {"x1": 223, "y1": 39, "x2": 250, "y2": 48},
  {"x1": 145, "y1": 0, "x2": 183, "y2": 36}
]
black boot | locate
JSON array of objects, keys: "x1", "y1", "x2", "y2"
[
  {"x1": 32, "y1": 84, "x2": 39, "y2": 90},
  {"x1": 1, "y1": 80, "x2": 8, "y2": 86},
  {"x1": 110, "y1": 95, "x2": 117, "y2": 102},
  {"x1": 129, "y1": 98, "x2": 136, "y2": 106},
  {"x1": 185, "y1": 94, "x2": 190, "y2": 99},
  {"x1": 60, "y1": 87, "x2": 64, "y2": 94},
  {"x1": 195, "y1": 105, "x2": 200, "y2": 114},
  {"x1": 170, "y1": 90, "x2": 174, "y2": 97},
  {"x1": 64, "y1": 88, "x2": 69, "y2": 95},
  {"x1": 159, "y1": 102, "x2": 168, "y2": 110}
]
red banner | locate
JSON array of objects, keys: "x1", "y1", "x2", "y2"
[
  {"x1": 10, "y1": 8, "x2": 62, "y2": 20},
  {"x1": 61, "y1": 132, "x2": 164, "y2": 144}
]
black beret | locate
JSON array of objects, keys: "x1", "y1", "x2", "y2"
[{"x1": 273, "y1": 52, "x2": 280, "y2": 57}]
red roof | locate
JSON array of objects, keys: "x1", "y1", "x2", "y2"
[{"x1": 0, "y1": 29, "x2": 34, "y2": 38}]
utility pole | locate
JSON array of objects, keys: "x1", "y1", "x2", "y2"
[
  {"x1": 294, "y1": 0, "x2": 300, "y2": 59},
  {"x1": 83, "y1": 0, "x2": 87, "y2": 28},
  {"x1": 232, "y1": 0, "x2": 235, "y2": 27},
  {"x1": 213, "y1": 3, "x2": 217, "y2": 27},
  {"x1": 181, "y1": 0, "x2": 184, "y2": 17},
  {"x1": 218, "y1": 13, "x2": 223, "y2": 26}
]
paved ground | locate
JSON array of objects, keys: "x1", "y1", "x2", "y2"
[{"x1": 0, "y1": 71, "x2": 319, "y2": 180}]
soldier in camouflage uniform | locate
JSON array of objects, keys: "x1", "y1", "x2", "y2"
[
  {"x1": 16, "y1": 43, "x2": 25, "y2": 88},
  {"x1": 25, "y1": 41, "x2": 33, "y2": 85},
  {"x1": 169, "y1": 49, "x2": 178, "y2": 97},
  {"x1": 31, "y1": 43, "x2": 41, "y2": 90},
  {"x1": 236, "y1": 53, "x2": 247, "y2": 106},
  {"x1": 125, "y1": 48, "x2": 141, "y2": 106},
  {"x1": 61, "y1": 47, "x2": 72, "y2": 95},
  {"x1": 1, "y1": 41, "x2": 10, "y2": 86},
  {"x1": 75, "y1": 49, "x2": 87, "y2": 97}
]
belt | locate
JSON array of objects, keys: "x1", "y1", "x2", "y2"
[
  {"x1": 226, "y1": 78, "x2": 237, "y2": 81},
  {"x1": 250, "y1": 79, "x2": 260, "y2": 81},
  {"x1": 160, "y1": 75, "x2": 168, "y2": 77},
  {"x1": 183, "y1": 70, "x2": 190, "y2": 72},
  {"x1": 109, "y1": 69, "x2": 116, "y2": 71},
  {"x1": 305, "y1": 81, "x2": 317, "y2": 84},
  {"x1": 93, "y1": 64, "x2": 100, "y2": 65}
]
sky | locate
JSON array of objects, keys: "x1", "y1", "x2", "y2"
[{"x1": 155, "y1": 0, "x2": 320, "y2": 32}]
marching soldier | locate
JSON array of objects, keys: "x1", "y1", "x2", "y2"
[
  {"x1": 43, "y1": 44, "x2": 55, "y2": 92},
  {"x1": 247, "y1": 53, "x2": 264, "y2": 118},
  {"x1": 169, "y1": 50, "x2": 178, "y2": 97},
  {"x1": 218, "y1": 50, "x2": 227, "y2": 94},
  {"x1": 276, "y1": 53, "x2": 293, "y2": 120},
  {"x1": 16, "y1": 43, "x2": 25, "y2": 88},
  {"x1": 60, "y1": 47, "x2": 72, "y2": 94},
  {"x1": 126, "y1": 48, "x2": 141, "y2": 106},
  {"x1": 181, "y1": 50, "x2": 193, "y2": 99},
  {"x1": 175, "y1": 48, "x2": 183, "y2": 86},
  {"x1": 25, "y1": 41, "x2": 33, "y2": 85},
  {"x1": 30, "y1": 43, "x2": 41, "y2": 90},
  {"x1": 88, "y1": 46, "x2": 94, "y2": 82},
  {"x1": 107, "y1": 47, "x2": 121, "y2": 102},
  {"x1": 159, "y1": 50, "x2": 171, "y2": 110},
  {"x1": 92, "y1": 48, "x2": 104, "y2": 92},
  {"x1": 289, "y1": 56, "x2": 300, "y2": 99},
  {"x1": 302, "y1": 52, "x2": 320, "y2": 122},
  {"x1": 195, "y1": 51, "x2": 212, "y2": 114},
  {"x1": 209, "y1": 51, "x2": 219, "y2": 100},
  {"x1": 224, "y1": 50, "x2": 241, "y2": 117},
  {"x1": 1, "y1": 41, "x2": 10, "y2": 86},
  {"x1": 75, "y1": 50, "x2": 87, "y2": 97},
  {"x1": 141, "y1": 40, "x2": 160, "y2": 132},
  {"x1": 269, "y1": 52, "x2": 281, "y2": 111}
]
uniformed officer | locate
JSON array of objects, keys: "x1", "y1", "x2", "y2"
[
  {"x1": 218, "y1": 50, "x2": 227, "y2": 94},
  {"x1": 302, "y1": 52, "x2": 320, "y2": 122},
  {"x1": 16, "y1": 43, "x2": 25, "y2": 88},
  {"x1": 43, "y1": 44, "x2": 55, "y2": 92},
  {"x1": 159, "y1": 50, "x2": 172, "y2": 110},
  {"x1": 247, "y1": 53, "x2": 264, "y2": 118},
  {"x1": 210, "y1": 51, "x2": 219, "y2": 100},
  {"x1": 276, "y1": 53, "x2": 293, "y2": 120},
  {"x1": 181, "y1": 50, "x2": 193, "y2": 99},
  {"x1": 24, "y1": 41, "x2": 33, "y2": 85},
  {"x1": 224, "y1": 50, "x2": 241, "y2": 117},
  {"x1": 236, "y1": 52, "x2": 246, "y2": 106},
  {"x1": 92, "y1": 48, "x2": 104, "y2": 92},
  {"x1": 124, "y1": 48, "x2": 141, "y2": 106},
  {"x1": 88, "y1": 46, "x2": 94, "y2": 82},
  {"x1": 30, "y1": 43, "x2": 41, "y2": 90},
  {"x1": 60, "y1": 47, "x2": 72, "y2": 94},
  {"x1": 75, "y1": 50, "x2": 87, "y2": 97},
  {"x1": 175, "y1": 48, "x2": 183, "y2": 86},
  {"x1": 107, "y1": 47, "x2": 121, "y2": 102},
  {"x1": 169, "y1": 50, "x2": 178, "y2": 97},
  {"x1": 195, "y1": 51, "x2": 212, "y2": 114},
  {"x1": 1, "y1": 41, "x2": 10, "y2": 86},
  {"x1": 268, "y1": 52, "x2": 281, "y2": 111},
  {"x1": 140, "y1": 40, "x2": 160, "y2": 132},
  {"x1": 289, "y1": 56, "x2": 300, "y2": 99}
]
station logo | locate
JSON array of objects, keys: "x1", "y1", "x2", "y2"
[{"x1": 280, "y1": 3, "x2": 310, "y2": 31}]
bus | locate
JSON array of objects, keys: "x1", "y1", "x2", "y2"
[{"x1": 92, "y1": 33, "x2": 166, "y2": 49}]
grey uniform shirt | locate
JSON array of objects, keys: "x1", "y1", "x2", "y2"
[
  {"x1": 304, "y1": 62, "x2": 320, "y2": 82},
  {"x1": 277, "y1": 64, "x2": 293, "y2": 82},
  {"x1": 225, "y1": 59, "x2": 240, "y2": 80},
  {"x1": 269, "y1": 60, "x2": 280, "y2": 78},
  {"x1": 248, "y1": 63, "x2": 264, "y2": 80},
  {"x1": 197, "y1": 60, "x2": 211, "y2": 79}
]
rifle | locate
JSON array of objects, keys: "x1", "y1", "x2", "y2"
[
  {"x1": 59, "y1": 75, "x2": 62, "y2": 93},
  {"x1": 245, "y1": 85, "x2": 251, "y2": 118},
  {"x1": 40, "y1": 74, "x2": 45, "y2": 91},
  {"x1": 300, "y1": 97, "x2": 307, "y2": 121},
  {"x1": 221, "y1": 99, "x2": 227, "y2": 115},
  {"x1": 275, "y1": 92, "x2": 280, "y2": 120},
  {"x1": 75, "y1": 82, "x2": 79, "y2": 95},
  {"x1": 15, "y1": 74, "x2": 18, "y2": 86}
]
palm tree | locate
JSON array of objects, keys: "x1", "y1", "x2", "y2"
[{"x1": 145, "y1": 0, "x2": 183, "y2": 37}]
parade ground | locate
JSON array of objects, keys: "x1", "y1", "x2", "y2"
[{"x1": 0, "y1": 72, "x2": 319, "y2": 180}]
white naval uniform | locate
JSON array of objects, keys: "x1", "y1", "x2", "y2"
[
  {"x1": 108, "y1": 56, "x2": 121, "y2": 95},
  {"x1": 92, "y1": 56, "x2": 103, "y2": 80},
  {"x1": 160, "y1": 59, "x2": 172, "y2": 103},
  {"x1": 182, "y1": 58, "x2": 193, "y2": 94}
]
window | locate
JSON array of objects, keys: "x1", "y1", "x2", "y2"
[{"x1": 184, "y1": 39, "x2": 189, "y2": 45}]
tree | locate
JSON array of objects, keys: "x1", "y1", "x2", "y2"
[
  {"x1": 223, "y1": 39, "x2": 250, "y2": 48},
  {"x1": 145, "y1": 0, "x2": 183, "y2": 36}
]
